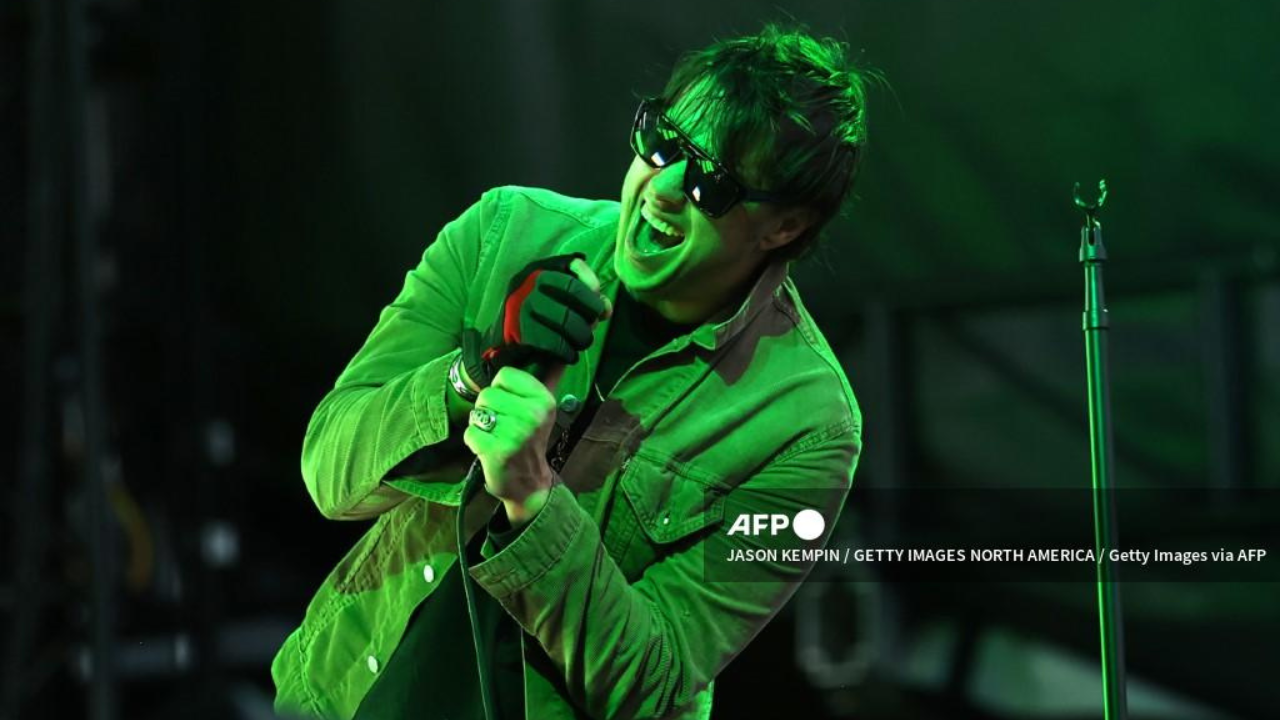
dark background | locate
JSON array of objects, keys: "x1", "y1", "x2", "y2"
[{"x1": 3, "y1": 1, "x2": 1278, "y2": 718}]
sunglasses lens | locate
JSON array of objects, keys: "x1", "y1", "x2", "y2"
[
  {"x1": 683, "y1": 158, "x2": 742, "y2": 218},
  {"x1": 633, "y1": 108, "x2": 683, "y2": 169},
  {"x1": 630, "y1": 100, "x2": 748, "y2": 217}
]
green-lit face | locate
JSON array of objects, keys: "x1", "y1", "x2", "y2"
[{"x1": 614, "y1": 95, "x2": 790, "y2": 325}]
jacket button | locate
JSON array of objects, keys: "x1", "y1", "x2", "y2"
[
  {"x1": 422, "y1": 564, "x2": 435, "y2": 583},
  {"x1": 559, "y1": 394, "x2": 581, "y2": 413},
  {"x1": 367, "y1": 655, "x2": 379, "y2": 674}
]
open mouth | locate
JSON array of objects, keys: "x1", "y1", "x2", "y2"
[{"x1": 632, "y1": 201, "x2": 686, "y2": 256}]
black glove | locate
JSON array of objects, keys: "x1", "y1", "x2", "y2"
[{"x1": 461, "y1": 253, "x2": 606, "y2": 389}]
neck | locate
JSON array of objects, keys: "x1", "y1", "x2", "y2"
[{"x1": 633, "y1": 263, "x2": 768, "y2": 326}]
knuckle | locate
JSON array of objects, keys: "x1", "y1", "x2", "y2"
[
  {"x1": 509, "y1": 411, "x2": 535, "y2": 433},
  {"x1": 508, "y1": 407, "x2": 540, "y2": 433},
  {"x1": 493, "y1": 366, "x2": 519, "y2": 387}
]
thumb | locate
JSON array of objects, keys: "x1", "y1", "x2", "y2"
[{"x1": 569, "y1": 257, "x2": 613, "y2": 321}]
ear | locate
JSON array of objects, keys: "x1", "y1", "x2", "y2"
[{"x1": 758, "y1": 206, "x2": 818, "y2": 252}]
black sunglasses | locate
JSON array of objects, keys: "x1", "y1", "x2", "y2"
[{"x1": 630, "y1": 98, "x2": 785, "y2": 218}]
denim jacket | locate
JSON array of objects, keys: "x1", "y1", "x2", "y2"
[{"x1": 271, "y1": 186, "x2": 862, "y2": 719}]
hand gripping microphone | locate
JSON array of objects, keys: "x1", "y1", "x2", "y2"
[
  {"x1": 455, "y1": 252, "x2": 601, "y2": 720},
  {"x1": 456, "y1": 354, "x2": 565, "y2": 720}
]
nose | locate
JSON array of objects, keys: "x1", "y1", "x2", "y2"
[{"x1": 644, "y1": 159, "x2": 687, "y2": 214}]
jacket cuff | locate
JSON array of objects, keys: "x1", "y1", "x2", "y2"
[
  {"x1": 409, "y1": 348, "x2": 457, "y2": 447},
  {"x1": 480, "y1": 506, "x2": 528, "y2": 558},
  {"x1": 468, "y1": 483, "x2": 584, "y2": 599}
]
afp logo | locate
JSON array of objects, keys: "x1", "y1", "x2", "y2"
[{"x1": 726, "y1": 509, "x2": 825, "y2": 540}]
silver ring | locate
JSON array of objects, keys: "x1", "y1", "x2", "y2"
[{"x1": 469, "y1": 408, "x2": 497, "y2": 432}]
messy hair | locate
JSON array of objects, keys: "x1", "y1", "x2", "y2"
[{"x1": 660, "y1": 23, "x2": 873, "y2": 261}]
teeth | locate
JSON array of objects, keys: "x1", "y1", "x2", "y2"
[{"x1": 641, "y1": 204, "x2": 684, "y2": 238}]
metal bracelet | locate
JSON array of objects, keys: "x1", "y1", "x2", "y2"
[{"x1": 448, "y1": 356, "x2": 480, "y2": 402}]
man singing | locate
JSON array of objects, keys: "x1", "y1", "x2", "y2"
[{"x1": 273, "y1": 23, "x2": 869, "y2": 720}]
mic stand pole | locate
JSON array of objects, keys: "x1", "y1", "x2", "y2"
[{"x1": 1075, "y1": 180, "x2": 1129, "y2": 720}]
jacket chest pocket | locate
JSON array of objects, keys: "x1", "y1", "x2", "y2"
[{"x1": 610, "y1": 450, "x2": 728, "y2": 581}]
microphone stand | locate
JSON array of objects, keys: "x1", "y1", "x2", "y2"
[
  {"x1": 457, "y1": 459, "x2": 498, "y2": 720},
  {"x1": 1075, "y1": 180, "x2": 1129, "y2": 720}
]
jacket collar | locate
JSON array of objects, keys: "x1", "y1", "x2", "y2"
[{"x1": 687, "y1": 259, "x2": 788, "y2": 351}]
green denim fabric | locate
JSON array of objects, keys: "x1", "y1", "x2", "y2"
[{"x1": 271, "y1": 186, "x2": 862, "y2": 719}]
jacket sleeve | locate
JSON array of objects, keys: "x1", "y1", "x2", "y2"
[
  {"x1": 300, "y1": 190, "x2": 500, "y2": 520},
  {"x1": 468, "y1": 420, "x2": 859, "y2": 719}
]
